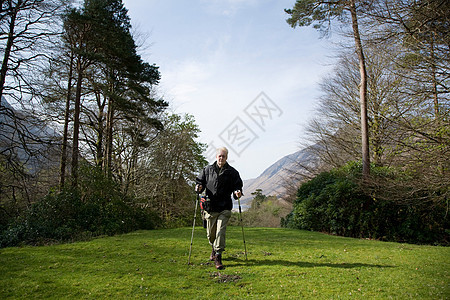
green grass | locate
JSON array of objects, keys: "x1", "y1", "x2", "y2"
[{"x1": 1, "y1": 227, "x2": 449, "y2": 299}]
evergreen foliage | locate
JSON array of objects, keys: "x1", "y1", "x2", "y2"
[
  {"x1": 0, "y1": 163, "x2": 160, "y2": 248},
  {"x1": 282, "y1": 162, "x2": 448, "y2": 245}
]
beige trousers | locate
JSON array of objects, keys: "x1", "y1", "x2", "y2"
[{"x1": 204, "y1": 210, "x2": 232, "y2": 254}]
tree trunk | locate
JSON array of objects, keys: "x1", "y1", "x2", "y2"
[
  {"x1": 349, "y1": 0, "x2": 370, "y2": 178},
  {"x1": 94, "y1": 91, "x2": 105, "y2": 167},
  {"x1": 105, "y1": 94, "x2": 114, "y2": 178},
  {"x1": 430, "y1": 39, "x2": 439, "y2": 118},
  {"x1": 71, "y1": 59, "x2": 83, "y2": 187},
  {"x1": 60, "y1": 51, "x2": 74, "y2": 190},
  {"x1": 0, "y1": 2, "x2": 19, "y2": 104}
]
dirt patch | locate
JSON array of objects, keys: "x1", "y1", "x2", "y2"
[{"x1": 210, "y1": 271, "x2": 242, "y2": 283}]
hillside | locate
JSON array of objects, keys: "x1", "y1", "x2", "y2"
[
  {"x1": 0, "y1": 97, "x2": 61, "y2": 174},
  {"x1": 240, "y1": 146, "x2": 318, "y2": 208}
]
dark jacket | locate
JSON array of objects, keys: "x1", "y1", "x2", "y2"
[{"x1": 196, "y1": 162, "x2": 243, "y2": 212}]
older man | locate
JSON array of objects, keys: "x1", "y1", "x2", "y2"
[{"x1": 196, "y1": 147, "x2": 243, "y2": 269}]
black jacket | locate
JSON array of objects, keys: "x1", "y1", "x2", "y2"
[{"x1": 196, "y1": 162, "x2": 243, "y2": 212}]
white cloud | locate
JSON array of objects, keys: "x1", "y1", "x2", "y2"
[{"x1": 201, "y1": 0, "x2": 259, "y2": 16}]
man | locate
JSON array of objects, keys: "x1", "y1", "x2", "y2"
[{"x1": 196, "y1": 147, "x2": 243, "y2": 270}]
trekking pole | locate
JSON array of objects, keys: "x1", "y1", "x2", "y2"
[
  {"x1": 188, "y1": 193, "x2": 199, "y2": 265},
  {"x1": 237, "y1": 196, "x2": 248, "y2": 261}
]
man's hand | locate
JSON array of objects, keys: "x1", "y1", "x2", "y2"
[
  {"x1": 195, "y1": 184, "x2": 203, "y2": 193},
  {"x1": 234, "y1": 190, "x2": 242, "y2": 199}
]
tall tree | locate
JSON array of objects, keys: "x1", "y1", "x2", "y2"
[
  {"x1": 365, "y1": 0, "x2": 449, "y2": 119},
  {"x1": 136, "y1": 114, "x2": 206, "y2": 222},
  {"x1": 59, "y1": 50, "x2": 74, "y2": 189},
  {"x1": 0, "y1": 0, "x2": 64, "y2": 105},
  {"x1": 363, "y1": 0, "x2": 449, "y2": 205},
  {"x1": 62, "y1": 7, "x2": 99, "y2": 187},
  {"x1": 286, "y1": 0, "x2": 371, "y2": 178},
  {"x1": 82, "y1": 0, "x2": 134, "y2": 176},
  {"x1": 304, "y1": 42, "x2": 408, "y2": 171},
  {"x1": 81, "y1": 0, "x2": 166, "y2": 178},
  {"x1": 0, "y1": 0, "x2": 66, "y2": 208},
  {"x1": 57, "y1": 0, "x2": 167, "y2": 187},
  {"x1": 38, "y1": 46, "x2": 76, "y2": 190}
]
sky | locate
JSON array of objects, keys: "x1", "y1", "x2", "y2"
[{"x1": 122, "y1": 0, "x2": 336, "y2": 180}]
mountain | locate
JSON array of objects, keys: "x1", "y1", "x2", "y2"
[
  {"x1": 0, "y1": 96, "x2": 61, "y2": 174},
  {"x1": 239, "y1": 146, "x2": 318, "y2": 209}
]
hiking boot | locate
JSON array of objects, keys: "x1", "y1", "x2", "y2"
[
  {"x1": 214, "y1": 253, "x2": 224, "y2": 270},
  {"x1": 210, "y1": 248, "x2": 215, "y2": 261}
]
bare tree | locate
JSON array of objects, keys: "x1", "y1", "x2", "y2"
[
  {"x1": 302, "y1": 33, "x2": 449, "y2": 206},
  {"x1": 0, "y1": 0, "x2": 65, "y2": 105},
  {"x1": 365, "y1": 0, "x2": 449, "y2": 119},
  {"x1": 286, "y1": 0, "x2": 371, "y2": 178},
  {"x1": 0, "y1": 0, "x2": 67, "y2": 217}
]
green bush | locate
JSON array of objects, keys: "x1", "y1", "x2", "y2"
[
  {"x1": 282, "y1": 162, "x2": 449, "y2": 245},
  {"x1": 0, "y1": 188, "x2": 160, "y2": 248},
  {"x1": 0, "y1": 165, "x2": 161, "y2": 248}
]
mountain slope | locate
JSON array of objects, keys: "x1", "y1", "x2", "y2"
[
  {"x1": 240, "y1": 146, "x2": 318, "y2": 208},
  {"x1": 0, "y1": 96, "x2": 61, "y2": 174}
]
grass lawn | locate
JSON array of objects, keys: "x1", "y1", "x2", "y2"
[{"x1": 1, "y1": 227, "x2": 449, "y2": 299}]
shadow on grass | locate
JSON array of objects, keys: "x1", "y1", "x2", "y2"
[{"x1": 225, "y1": 257, "x2": 395, "y2": 269}]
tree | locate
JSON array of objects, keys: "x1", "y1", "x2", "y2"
[
  {"x1": 283, "y1": 162, "x2": 448, "y2": 243},
  {"x1": 135, "y1": 113, "x2": 206, "y2": 224},
  {"x1": 0, "y1": 0, "x2": 66, "y2": 216},
  {"x1": 360, "y1": 0, "x2": 449, "y2": 206},
  {"x1": 0, "y1": 97, "x2": 61, "y2": 221},
  {"x1": 365, "y1": 0, "x2": 449, "y2": 119},
  {"x1": 304, "y1": 42, "x2": 408, "y2": 170},
  {"x1": 250, "y1": 189, "x2": 266, "y2": 209},
  {"x1": 286, "y1": 0, "x2": 371, "y2": 178},
  {"x1": 62, "y1": 6, "x2": 99, "y2": 187},
  {"x1": 1, "y1": 0, "x2": 174, "y2": 244},
  {"x1": 0, "y1": 0, "x2": 64, "y2": 105},
  {"x1": 58, "y1": 0, "x2": 167, "y2": 187},
  {"x1": 40, "y1": 23, "x2": 77, "y2": 190},
  {"x1": 235, "y1": 190, "x2": 291, "y2": 228},
  {"x1": 288, "y1": 1, "x2": 449, "y2": 212}
]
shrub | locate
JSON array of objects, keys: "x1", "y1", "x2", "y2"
[
  {"x1": 0, "y1": 188, "x2": 160, "y2": 248},
  {"x1": 283, "y1": 162, "x2": 449, "y2": 244},
  {"x1": 0, "y1": 165, "x2": 162, "y2": 248}
]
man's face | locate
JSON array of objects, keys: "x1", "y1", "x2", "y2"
[{"x1": 216, "y1": 150, "x2": 227, "y2": 168}]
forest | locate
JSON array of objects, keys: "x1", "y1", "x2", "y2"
[
  {"x1": 0, "y1": 0, "x2": 207, "y2": 247},
  {"x1": 281, "y1": 0, "x2": 449, "y2": 244},
  {"x1": 0, "y1": 0, "x2": 448, "y2": 247}
]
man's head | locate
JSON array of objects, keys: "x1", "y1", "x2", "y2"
[{"x1": 216, "y1": 147, "x2": 228, "y2": 168}]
